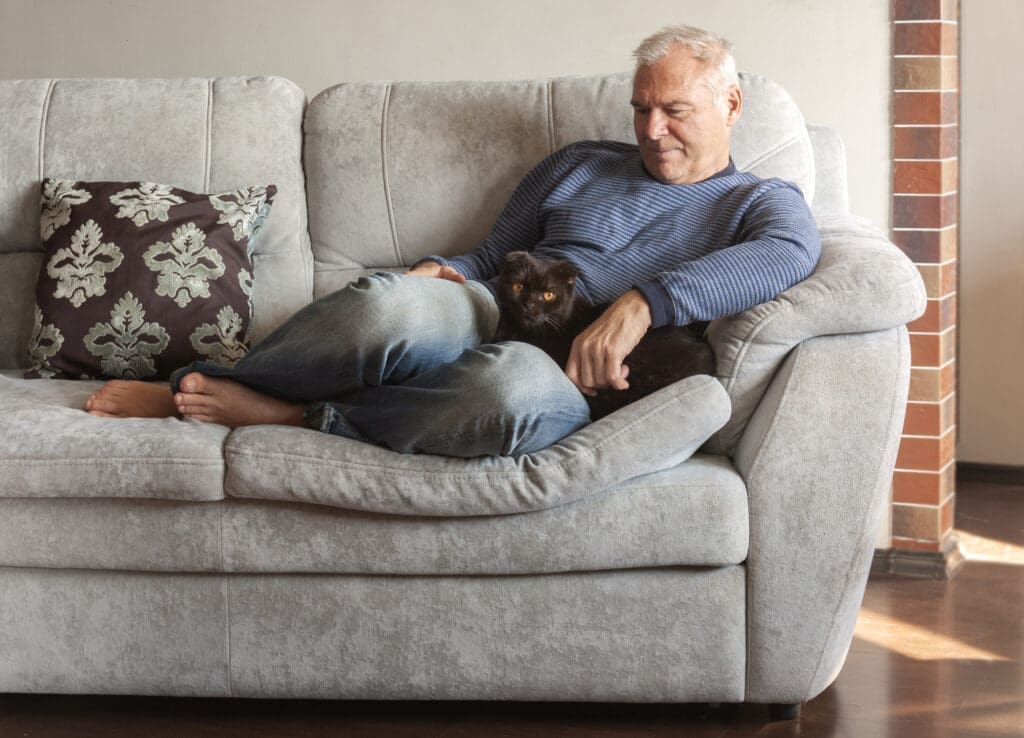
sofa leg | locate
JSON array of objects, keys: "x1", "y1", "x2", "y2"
[{"x1": 767, "y1": 702, "x2": 801, "y2": 721}]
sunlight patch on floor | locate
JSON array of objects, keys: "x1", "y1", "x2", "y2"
[
  {"x1": 957, "y1": 529, "x2": 1024, "y2": 565},
  {"x1": 855, "y1": 607, "x2": 1010, "y2": 662}
]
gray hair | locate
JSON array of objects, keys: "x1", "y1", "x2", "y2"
[{"x1": 633, "y1": 25, "x2": 739, "y2": 109}]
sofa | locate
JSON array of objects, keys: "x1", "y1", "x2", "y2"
[{"x1": 0, "y1": 72, "x2": 925, "y2": 719}]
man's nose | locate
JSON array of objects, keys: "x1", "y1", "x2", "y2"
[{"x1": 644, "y1": 110, "x2": 668, "y2": 140}]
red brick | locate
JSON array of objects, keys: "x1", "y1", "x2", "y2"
[
  {"x1": 894, "y1": 125, "x2": 958, "y2": 159},
  {"x1": 896, "y1": 428, "x2": 955, "y2": 470},
  {"x1": 893, "y1": 193, "x2": 958, "y2": 229},
  {"x1": 907, "y1": 294, "x2": 956, "y2": 333},
  {"x1": 893, "y1": 0, "x2": 959, "y2": 21},
  {"x1": 893, "y1": 227, "x2": 957, "y2": 263},
  {"x1": 894, "y1": 91, "x2": 958, "y2": 125},
  {"x1": 893, "y1": 464, "x2": 955, "y2": 505}
]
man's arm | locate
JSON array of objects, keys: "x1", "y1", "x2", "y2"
[
  {"x1": 566, "y1": 184, "x2": 820, "y2": 394},
  {"x1": 635, "y1": 184, "x2": 821, "y2": 328}
]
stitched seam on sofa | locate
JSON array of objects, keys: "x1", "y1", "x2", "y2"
[
  {"x1": 204, "y1": 79, "x2": 213, "y2": 192},
  {"x1": 37, "y1": 78, "x2": 55, "y2": 181},
  {"x1": 740, "y1": 342, "x2": 804, "y2": 484},
  {"x1": 804, "y1": 328, "x2": 905, "y2": 698},
  {"x1": 545, "y1": 80, "x2": 556, "y2": 155},
  {"x1": 720, "y1": 277, "x2": 923, "y2": 392},
  {"x1": 225, "y1": 378, "x2": 710, "y2": 478},
  {"x1": 739, "y1": 134, "x2": 806, "y2": 172},
  {"x1": 223, "y1": 577, "x2": 234, "y2": 696},
  {"x1": 380, "y1": 83, "x2": 403, "y2": 266}
]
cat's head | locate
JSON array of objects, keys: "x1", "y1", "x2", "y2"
[{"x1": 496, "y1": 251, "x2": 580, "y2": 333}]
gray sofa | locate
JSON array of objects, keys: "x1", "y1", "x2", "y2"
[{"x1": 0, "y1": 72, "x2": 925, "y2": 717}]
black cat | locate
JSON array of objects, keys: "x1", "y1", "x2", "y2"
[{"x1": 493, "y1": 251, "x2": 715, "y2": 420}]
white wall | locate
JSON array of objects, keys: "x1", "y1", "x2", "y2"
[
  {"x1": 959, "y1": 0, "x2": 1024, "y2": 464},
  {"x1": 0, "y1": 0, "x2": 892, "y2": 228}
]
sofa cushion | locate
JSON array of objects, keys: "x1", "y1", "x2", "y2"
[
  {"x1": 0, "y1": 77, "x2": 312, "y2": 372},
  {"x1": 305, "y1": 72, "x2": 815, "y2": 299},
  {"x1": 225, "y1": 374, "x2": 731, "y2": 516},
  {"x1": 27, "y1": 179, "x2": 275, "y2": 380},
  {"x1": 704, "y1": 215, "x2": 928, "y2": 453},
  {"x1": 0, "y1": 454, "x2": 747, "y2": 574},
  {"x1": 0, "y1": 371, "x2": 227, "y2": 500}
]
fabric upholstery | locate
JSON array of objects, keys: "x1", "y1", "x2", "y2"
[
  {"x1": 807, "y1": 124, "x2": 850, "y2": 216},
  {"x1": 225, "y1": 373, "x2": 730, "y2": 516},
  {"x1": 28, "y1": 179, "x2": 274, "y2": 379},
  {"x1": 705, "y1": 214, "x2": 927, "y2": 453},
  {"x1": 305, "y1": 72, "x2": 815, "y2": 299},
  {"x1": 0, "y1": 371, "x2": 227, "y2": 500},
  {"x1": 0, "y1": 252, "x2": 41, "y2": 369},
  {"x1": 228, "y1": 567, "x2": 746, "y2": 701},
  {"x1": 0, "y1": 566, "x2": 231, "y2": 696},
  {"x1": 735, "y1": 329, "x2": 910, "y2": 703},
  {"x1": 0, "y1": 77, "x2": 311, "y2": 369},
  {"x1": 0, "y1": 454, "x2": 747, "y2": 573}
]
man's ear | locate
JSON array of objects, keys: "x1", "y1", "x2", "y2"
[{"x1": 725, "y1": 84, "x2": 742, "y2": 127}]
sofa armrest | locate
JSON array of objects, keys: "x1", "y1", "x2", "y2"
[
  {"x1": 734, "y1": 327, "x2": 910, "y2": 704},
  {"x1": 706, "y1": 214, "x2": 926, "y2": 453}
]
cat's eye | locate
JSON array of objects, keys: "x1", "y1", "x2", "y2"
[
  {"x1": 511, "y1": 282, "x2": 524, "y2": 293},
  {"x1": 542, "y1": 291, "x2": 556, "y2": 302}
]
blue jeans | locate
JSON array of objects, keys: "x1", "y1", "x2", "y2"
[{"x1": 170, "y1": 273, "x2": 591, "y2": 457}]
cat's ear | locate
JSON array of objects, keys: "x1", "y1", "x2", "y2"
[
  {"x1": 504, "y1": 251, "x2": 530, "y2": 268},
  {"x1": 553, "y1": 260, "x2": 579, "y2": 285}
]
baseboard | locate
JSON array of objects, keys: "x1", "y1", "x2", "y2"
[
  {"x1": 957, "y1": 462, "x2": 1024, "y2": 486},
  {"x1": 871, "y1": 534, "x2": 965, "y2": 580}
]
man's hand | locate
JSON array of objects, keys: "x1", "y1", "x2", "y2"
[
  {"x1": 407, "y1": 261, "x2": 466, "y2": 284},
  {"x1": 566, "y1": 289, "x2": 653, "y2": 396}
]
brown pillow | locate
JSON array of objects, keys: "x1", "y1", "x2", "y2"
[{"x1": 26, "y1": 179, "x2": 276, "y2": 380}]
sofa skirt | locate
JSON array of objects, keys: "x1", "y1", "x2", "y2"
[{"x1": 0, "y1": 565, "x2": 745, "y2": 702}]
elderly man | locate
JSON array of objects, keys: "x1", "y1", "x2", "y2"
[{"x1": 84, "y1": 24, "x2": 821, "y2": 457}]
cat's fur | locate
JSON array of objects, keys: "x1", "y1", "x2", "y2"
[{"x1": 493, "y1": 251, "x2": 715, "y2": 420}]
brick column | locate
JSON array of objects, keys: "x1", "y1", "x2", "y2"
[{"x1": 887, "y1": 0, "x2": 962, "y2": 577}]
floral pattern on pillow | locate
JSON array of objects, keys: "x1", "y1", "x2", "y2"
[{"x1": 26, "y1": 179, "x2": 277, "y2": 380}]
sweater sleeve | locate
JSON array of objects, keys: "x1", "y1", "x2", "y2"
[
  {"x1": 636, "y1": 183, "x2": 822, "y2": 327},
  {"x1": 416, "y1": 144, "x2": 583, "y2": 281}
]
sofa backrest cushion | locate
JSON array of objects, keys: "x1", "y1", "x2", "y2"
[
  {"x1": 0, "y1": 77, "x2": 311, "y2": 369},
  {"x1": 304, "y1": 71, "x2": 816, "y2": 296}
]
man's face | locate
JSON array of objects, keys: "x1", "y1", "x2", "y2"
[{"x1": 631, "y1": 46, "x2": 742, "y2": 185}]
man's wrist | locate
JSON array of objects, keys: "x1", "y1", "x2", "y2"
[{"x1": 617, "y1": 288, "x2": 653, "y2": 330}]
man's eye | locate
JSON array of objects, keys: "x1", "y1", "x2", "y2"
[
  {"x1": 511, "y1": 282, "x2": 524, "y2": 293},
  {"x1": 542, "y1": 291, "x2": 556, "y2": 302}
]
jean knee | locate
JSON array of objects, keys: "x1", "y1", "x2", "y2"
[{"x1": 481, "y1": 343, "x2": 590, "y2": 454}]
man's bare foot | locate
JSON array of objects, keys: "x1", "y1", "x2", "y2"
[
  {"x1": 174, "y1": 372, "x2": 306, "y2": 428},
  {"x1": 85, "y1": 380, "x2": 179, "y2": 418}
]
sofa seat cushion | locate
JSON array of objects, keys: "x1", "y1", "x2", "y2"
[
  {"x1": 0, "y1": 371, "x2": 227, "y2": 500},
  {"x1": 224, "y1": 374, "x2": 731, "y2": 516},
  {"x1": 0, "y1": 454, "x2": 748, "y2": 574}
]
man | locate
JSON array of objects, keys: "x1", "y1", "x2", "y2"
[{"x1": 84, "y1": 24, "x2": 821, "y2": 457}]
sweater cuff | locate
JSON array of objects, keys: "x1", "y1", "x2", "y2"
[{"x1": 635, "y1": 281, "x2": 674, "y2": 329}]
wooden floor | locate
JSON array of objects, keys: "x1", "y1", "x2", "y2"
[{"x1": 1, "y1": 479, "x2": 1022, "y2": 737}]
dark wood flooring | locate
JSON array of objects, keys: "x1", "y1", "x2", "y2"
[{"x1": 1, "y1": 479, "x2": 1022, "y2": 737}]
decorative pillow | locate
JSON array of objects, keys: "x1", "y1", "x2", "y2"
[{"x1": 26, "y1": 179, "x2": 276, "y2": 380}]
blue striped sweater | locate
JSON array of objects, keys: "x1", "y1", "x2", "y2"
[{"x1": 425, "y1": 140, "x2": 821, "y2": 328}]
